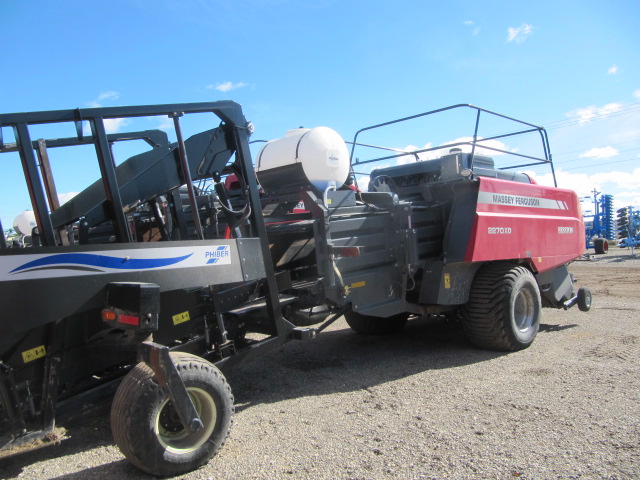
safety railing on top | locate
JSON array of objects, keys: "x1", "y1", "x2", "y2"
[{"x1": 347, "y1": 104, "x2": 557, "y2": 187}]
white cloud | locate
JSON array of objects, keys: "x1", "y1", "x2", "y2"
[
  {"x1": 84, "y1": 91, "x2": 128, "y2": 132},
  {"x1": 527, "y1": 167, "x2": 640, "y2": 209},
  {"x1": 507, "y1": 23, "x2": 533, "y2": 43},
  {"x1": 355, "y1": 175, "x2": 370, "y2": 191},
  {"x1": 616, "y1": 191, "x2": 640, "y2": 200},
  {"x1": 399, "y1": 143, "x2": 435, "y2": 162},
  {"x1": 592, "y1": 167, "x2": 640, "y2": 191},
  {"x1": 103, "y1": 118, "x2": 130, "y2": 133},
  {"x1": 442, "y1": 137, "x2": 510, "y2": 156},
  {"x1": 82, "y1": 117, "x2": 130, "y2": 135},
  {"x1": 579, "y1": 146, "x2": 619, "y2": 159},
  {"x1": 607, "y1": 65, "x2": 619, "y2": 75},
  {"x1": 566, "y1": 103, "x2": 622, "y2": 124},
  {"x1": 399, "y1": 137, "x2": 511, "y2": 165},
  {"x1": 87, "y1": 91, "x2": 119, "y2": 108},
  {"x1": 633, "y1": 89, "x2": 640, "y2": 100},
  {"x1": 157, "y1": 117, "x2": 174, "y2": 130},
  {"x1": 58, "y1": 192, "x2": 78, "y2": 206},
  {"x1": 462, "y1": 20, "x2": 481, "y2": 35},
  {"x1": 208, "y1": 81, "x2": 248, "y2": 92}
]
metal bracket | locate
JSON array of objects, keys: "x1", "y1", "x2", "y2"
[
  {"x1": 138, "y1": 342, "x2": 203, "y2": 434},
  {"x1": 74, "y1": 108, "x2": 84, "y2": 141},
  {"x1": 290, "y1": 305, "x2": 351, "y2": 340},
  {"x1": 0, "y1": 362, "x2": 26, "y2": 436}
]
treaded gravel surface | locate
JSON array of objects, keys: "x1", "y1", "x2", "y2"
[{"x1": 1, "y1": 251, "x2": 639, "y2": 479}]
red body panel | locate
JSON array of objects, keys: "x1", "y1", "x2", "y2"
[{"x1": 464, "y1": 177, "x2": 585, "y2": 272}]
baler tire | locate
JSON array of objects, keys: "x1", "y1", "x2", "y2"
[
  {"x1": 577, "y1": 287, "x2": 592, "y2": 312},
  {"x1": 462, "y1": 264, "x2": 541, "y2": 351},
  {"x1": 110, "y1": 352, "x2": 234, "y2": 476},
  {"x1": 344, "y1": 311, "x2": 408, "y2": 335},
  {"x1": 594, "y1": 238, "x2": 609, "y2": 255}
]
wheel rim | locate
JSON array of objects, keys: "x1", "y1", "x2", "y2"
[
  {"x1": 155, "y1": 387, "x2": 217, "y2": 454},
  {"x1": 514, "y1": 288, "x2": 536, "y2": 332}
]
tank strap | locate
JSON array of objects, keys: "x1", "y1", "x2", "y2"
[
  {"x1": 295, "y1": 131, "x2": 310, "y2": 161},
  {"x1": 257, "y1": 142, "x2": 271, "y2": 169}
]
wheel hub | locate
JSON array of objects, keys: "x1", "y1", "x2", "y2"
[
  {"x1": 155, "y1": 387, "x2": 217, "y2": 454},
  {"x1": 514, "y1": 288, "x2": 535, "y2": 331}
]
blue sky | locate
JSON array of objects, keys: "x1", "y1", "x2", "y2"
[{"x1": 1, "y1": 0, "x2": 639, "y2": 229}]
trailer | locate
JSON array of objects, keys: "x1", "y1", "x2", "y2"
[
  {"x1": 582, "y1": 189, "x2": 613, "y2": 254},
  {"x1": 617, "y1": 206, "x2": 640, "y2": 253},
  {"x1": 0, "y1": 102, "x2": 590, "y2": 475}
]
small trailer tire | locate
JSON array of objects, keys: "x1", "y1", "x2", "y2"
[
  {"x1": 111, "y1": 352, "x2": 234, "y2": 476},
  {"x1": 462, "y1": 264, "x2": 541, "y2": 351},
  {"x1": 344, "y1": 311, "x2": 408, "y2": 335},
  {"x1": 577, "y1": 287, "x2": 592, "y2": 312}
]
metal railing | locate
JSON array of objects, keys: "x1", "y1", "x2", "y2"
[
  {"x1": 348, "y1": 104, "x2": 556, "y2": 186},
  {"x1": 0, "y1": 102, "x2": 248, "y2": 247}
]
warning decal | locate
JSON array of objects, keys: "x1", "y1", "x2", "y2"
[{"x1": 22, "y1": 345, "x2": 46, "y2": 363}]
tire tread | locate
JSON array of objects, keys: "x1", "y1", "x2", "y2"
[
  {"x1": 110, "y1": 352, "x2": 234, "y2": 476},
  {"x1": 462, "y1": 263, "x2": 540, "y2": 351}
]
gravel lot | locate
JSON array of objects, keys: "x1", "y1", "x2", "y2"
[{"x1": 2, "y1": 251, "x2": 639, "y2": 480}]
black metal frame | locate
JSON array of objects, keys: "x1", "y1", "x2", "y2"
[
  {"x1": 1, "y1": 100, "x2": 293, "y2": 336},
  {"x1": 0, "y1": 103, "x2": 297, "y2": 452},
  {"x1": 348, "y1": 104, "x2": 557, "y2": 187},
  {"x1": 2, "y1": 103, "x2": 243, "y2": 245}
]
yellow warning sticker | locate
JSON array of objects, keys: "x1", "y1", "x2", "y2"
[
  {"x1": 351, "y1": 281, "x2": 366, "y2": 288},
  {"x1": 444, "y1": 273, "x2": 451, "y2": 289},
  {"x1": 172, "y1": 311, "x2": 191, "y2": 325},
  {"x1": 22, "y1": 345, "x2": 46, "y2": 363}
]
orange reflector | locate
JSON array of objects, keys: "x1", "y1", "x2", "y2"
[
  {"x1": 119, "y1": 315, "x2": 140, "y2": 326},
  {"x1": 331, "y1": 246, "x2": 362, "y2": 257},
  {"x1": 101, "y1": 309, "x2": 117, "y2": 321}
]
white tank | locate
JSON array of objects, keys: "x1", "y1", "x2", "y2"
[
  {"x1": 256, "y1": 127, "x2": 350, "y2": 193},
  {"x1": 13, "y1": 210, "x2": 36, "y2": 236}
]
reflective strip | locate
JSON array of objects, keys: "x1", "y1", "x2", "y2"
[
  {"x1": 119, "y1": 315, "x2": 139, "y2": 326},
  {"x1": 478, "y1": 191, "x2": 568, "y2": 210}
]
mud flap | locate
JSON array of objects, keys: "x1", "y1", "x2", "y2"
[{"x1": 535, "y1": 264, "x2": 575, "y2": 308}]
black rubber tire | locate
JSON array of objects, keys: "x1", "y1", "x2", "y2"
[
  {"x1": 344, "y1": 311, "x2": 408, "y2": 335},
  {"x1": 594, "y1": 238, "x2": 609, "y2": 255},
  {"x1": 284, "y1": 305, "x2": 331, "y2": 326},
  {"x1": 577, "y1": 287, "x2": 592, "y2": 312},
  {"x1": 461, "y1": 264, "x2": 541, "y2": 351},
  {"x1": 110, "y1": 352, "x2": 234, "y2": 476}
]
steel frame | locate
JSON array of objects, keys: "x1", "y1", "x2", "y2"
[
  {"x1": 0, "y1": 103, "x2": 296, "y2": 449},
  {"x1": 348, "y1": 104, "x2": 557, "y2": 187}
]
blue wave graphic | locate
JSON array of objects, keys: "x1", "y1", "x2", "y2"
[{"x1": 10, "y1": 252, "x2": 193, "y2": 274}]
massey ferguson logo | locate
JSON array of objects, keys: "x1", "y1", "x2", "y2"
[
  {"x1": 492, "y1": 194, "x2": 541, "y2": 207},
  {"x1": 558, "y1": 226, "x2": 574, "y2": 234}
]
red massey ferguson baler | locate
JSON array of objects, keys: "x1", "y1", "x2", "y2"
[{"x1": 291, "y1": 104, "x2": 593, "y2": 352}]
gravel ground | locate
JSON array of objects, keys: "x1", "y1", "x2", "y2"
[{"x1": 1, "y1": 251, "x2": 639, "y2": 480}]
